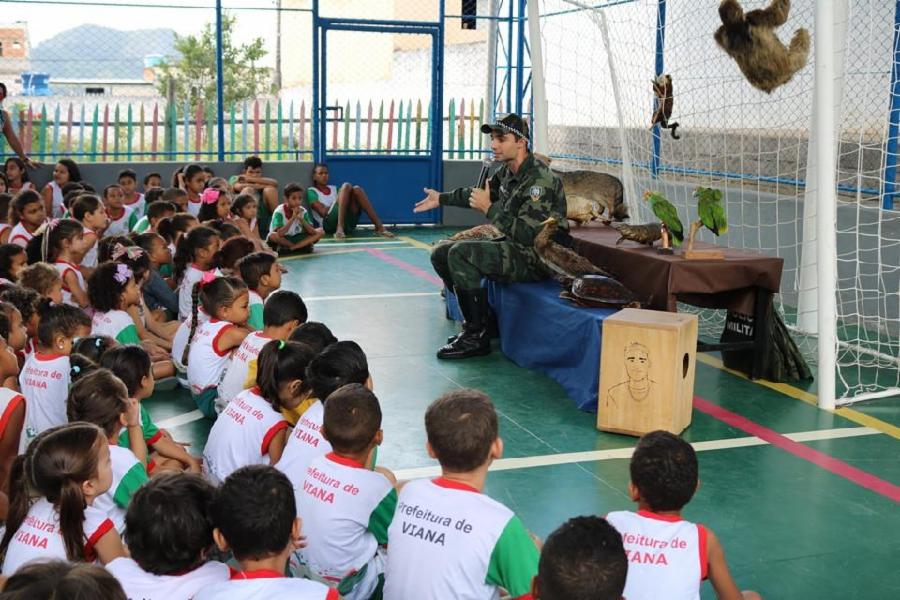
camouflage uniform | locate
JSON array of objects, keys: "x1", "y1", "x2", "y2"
[{"x1": 431, "y1": 153, "x2": 568, "y2": 291}]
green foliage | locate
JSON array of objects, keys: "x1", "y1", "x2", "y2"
[{"x1": 156, "y1": 13, "x2": 273, "y2": 114}]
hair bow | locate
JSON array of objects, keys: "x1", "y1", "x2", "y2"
[
  {"x1": 201, "y1": 188, "x2": 221, "y2": 204},
  {"x1": 112, "y1": 263, "x2": 132, "y2": 285},
  {"x1": 200, "y1": 270, "x2": 218, "y2": 287},
  {"x1": 111, "y1": 243, "x2": 144, "y2": 262}
]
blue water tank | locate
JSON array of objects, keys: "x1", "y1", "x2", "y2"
[{"x1": 20, "y1": 72, "x2": 51, "y2": 96}]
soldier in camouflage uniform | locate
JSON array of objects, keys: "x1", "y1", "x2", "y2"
[{"x1": 414, "y1": 114, "x2": 567, "y2": 359}]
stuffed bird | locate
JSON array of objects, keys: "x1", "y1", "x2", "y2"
[
  {"x1": 694, "y1": 187, "x2": 728, "y2": 236},
  {"x1": 535, "y1": 217, "x2": 612, "y2": 280},
  {"x1": 643, "y1": 191, "x2": 684, "y2": 247}
]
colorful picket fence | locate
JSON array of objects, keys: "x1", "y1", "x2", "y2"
[{"x1": 0, "y1": 97, "x2": 492, "y2": 163}]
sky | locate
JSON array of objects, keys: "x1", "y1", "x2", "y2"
[{"x1": 3, "y1": 0, "x2": 289, "y2": 64}]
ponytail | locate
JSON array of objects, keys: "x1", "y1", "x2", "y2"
[
  {"x1": 182, "y1": 275, "x2": 247, "y2": 367},
  {"x1": 173, "y1": 225, "x2": 217, "y2": 285},
  {"x1": 0, "y1": 455, "x2": 31, "y2": 561},
  {"x1": 182, "y1": 281, "x2": 202, "y2": 367},
  {"x1": 256, "y1": 340, "x2": 316, "y2": 412}
]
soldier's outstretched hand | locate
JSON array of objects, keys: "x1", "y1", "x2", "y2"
[{"x1": 414, "y1": 188, "x2": 441, "y2": 213}]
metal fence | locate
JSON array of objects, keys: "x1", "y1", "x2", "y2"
[{"x1": 0, "y1": 0, "x2": 497, "y2": 162}]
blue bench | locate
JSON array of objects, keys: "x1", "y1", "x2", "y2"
[{"x1": 447, "y1": 280, "x2": 617, "y2": 411}]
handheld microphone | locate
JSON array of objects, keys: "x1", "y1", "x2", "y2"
[{"x1": 476, "y1": 158, "x2": 494, "y2": 188}]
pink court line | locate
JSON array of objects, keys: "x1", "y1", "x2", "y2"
[
  {"x1": 366, "y1": 248, "x2": 443, "y2": 288},
  {"x1": 693, "y1": 396, "x2": 900, "y2": 503}
]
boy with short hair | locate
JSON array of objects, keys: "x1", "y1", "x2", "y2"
[
  {"x1": 532, "y1": 516, "x2": 627, "y2": 600},
  {"x1": 118, "y1": 168, "x2": 146, "y2": 217},
  {"x1": 383, "y1": 389, "x2": 539, "y2": 599},
  {"x1": 297, "y1": 384, "x2": 396, "y2": 600},
  {"x1": 217, "y1": 289, "x2": 308, "y2": 413},
  {"x1": 606, "y1": 430, "x2": 762, "y2": 600},
  {"x1": 289, "y1": 321, "x2": 337, "y2": 354},
  {"x1": 195, "y1": 465, "x2": 339, "y2": 600},
  {"x1": 106, "y1": 473, "x2": 229, "y2": 599},
  {"x1": 236, "y1": 251, "x2": 285, "y2": 331},
  {"x1": 268, "y1": 182, "x2": 323, "y2": 255},
  {"x1": 143, "y1": 172, "x2": 163, "y2": 191},
  {"x1": 132, "y1": 200, "x2": 177, "y2": 235},
  {"x1": 230, "y1": 155, "x2": 280, "y2": 235}
]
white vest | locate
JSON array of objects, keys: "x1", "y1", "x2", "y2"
[
  {"x1": 606, "y1": 510, "x2": 708, "y2": 600},
  {"x1": 107, "y1": 557, "x2": 230, "y2": 600},
  {"x1": 383, "y1": 478, "x2": 539, "y2": 600},
  {"x1": 217, "y1": 331, "x2": 272, "y2": 410},
  {"x1": 186, "y1": 319, "x2": 236, "y2": 394},
  {"x1": 0, "y1": 387, "x2": 24, "y2": 451},
  {"x1": 8, "y1": 222, "x2": 35, "y2": 248},
  {"x1": 308, "y1": 185, "x2": 338, "y2": 227},
  {"x1": 194, "y1": 573, "x2": 337, "y2": 600},
  {"x1": 49, "y1": 180, "x2": 65, "y2": 218},
  {"x1": 298, "y1": 453, "x2": 395, "y2": 598},
  {"x1": 202, "y1": 387, "x2": 288, "y2": 485},
  {"x1": 103, "y1": 204, "x2": 136, "y2": 238},
  {"x1": 276, "y1": 401, "x2": 331, "y2": 494},
  {"x1": 92, "y1": 444, "x2": 148, "y2": 533},
  {"x1": 1, "y1": 497, "x2": 113, "y2": 575},
  {"x1": 19, "y1": 352, "x2": 70, "y2": 452}
]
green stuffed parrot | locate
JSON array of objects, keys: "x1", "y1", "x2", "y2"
[
  {"x1": 694, "y1": 187, "x2": 728, "y2": 236},
  {"x1": 643, "y1": 191, "x2": 684, "y2": 246}
]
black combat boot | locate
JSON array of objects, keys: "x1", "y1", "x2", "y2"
[
  {"x1": 437, "y1": 288, "x2": 492, "y2": 359},
  {"x1": 446, "y1": 300, "x2": 499, "y2": 343}
]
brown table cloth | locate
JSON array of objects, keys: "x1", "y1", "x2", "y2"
[{"x1": 572, "y1": 225, "x2": 784, "y2": 315}]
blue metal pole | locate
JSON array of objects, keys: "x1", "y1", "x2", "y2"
[
  {"x1": 506, "y1": 0, "x2": 514, "y2": 112},
  {"x1": 312, "y1": 0, "x2": 320, "y2": 162},
  {"x1": 435, "y1": 0, "x2": 445, "y2": 205},
  {"x1": 215, "y1": 0, "x2": 226, "y2": 162},
  {"x1": 882, "y1": 0, "x2": 900, "y2": 210},
  {"x1": 651, "y1": 0, "x2": 666, "y2": 179},
  {"x1": 515, "y1": 0, "x2": 526, "y2": 115}
]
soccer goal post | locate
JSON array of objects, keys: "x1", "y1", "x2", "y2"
[{"x1": 535, "y1": 0, "x2": 900, "y2": 407}]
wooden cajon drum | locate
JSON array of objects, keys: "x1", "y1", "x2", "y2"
[{"x1": 597, "y1": 308, "x2": 698, "y2": 436}]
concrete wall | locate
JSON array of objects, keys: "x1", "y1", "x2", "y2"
[{"x1": 18, "y1": 159, "x2": 485, "y2": 225}]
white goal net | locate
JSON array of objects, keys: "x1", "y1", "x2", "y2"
[{"x1": 538, "y1": 0, "x2": 900, "y2": 405}]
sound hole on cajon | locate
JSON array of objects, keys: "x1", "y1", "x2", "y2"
[{"x1": 683, "y1": 353, "x2": 689, "y2": 378}]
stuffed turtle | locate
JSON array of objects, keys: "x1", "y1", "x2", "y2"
[{"x1": 559, "y1": 274, "x2": 641, "y2": 308}]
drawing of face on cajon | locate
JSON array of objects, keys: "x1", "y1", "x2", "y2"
[{"x1": 605, "y1": 342, "x2": 659, "y2": 409}]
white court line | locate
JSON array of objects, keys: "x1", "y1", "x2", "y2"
[
  {"x1": 156, "y1": 410, "x2": 204, "y2": 430},
  {"x1": 390, "y1": 426, "x2": 879, "y2": 480},
  {"x1": 317, "y1": 240, "x2": 408, "y2": 246},
  {"x1": 304, "y1": 292, "x2": 441, "y2": 302}
]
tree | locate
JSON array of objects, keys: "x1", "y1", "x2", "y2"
[{"x1": 156, "y1": 13, "x2": 272, "y2": 113}]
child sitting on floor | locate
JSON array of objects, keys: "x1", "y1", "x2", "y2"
[
  {"x1": 133, "y1": 232, "x2": 178, "y2": 318},
  {"x1": 0, "y1": 243, "x2": 26, "y2": 285},
  {"x1": 106, "y1": 473, "x2": 229, "y2": 600},
  {"x1": 267, "y1": 182, "x2": 323, "y2": 254},
  {"x1": 383, "y1": 388, "x2": 540, "y2": 600},
  {"x1": 174, "y1": 225, "x2": 221, "y2": 321},
  {"x1": 236, "y1": 251, "x2": 285, "y2": 331},
  {"x1": 606, "y1": 430, "x2": 762, "y2": 600},
  {"x1": 194, "y1": 465, "x2": 337, "y2": 600},
  {"x1": 531, "y1": 516, "x2": 628, "y2": 600},
  {"x1": 132, "y1": 200, "x2": 177, "y2": 235},
  {"x1": 297, "y1": 384, "x2": 397, "y2": 600},
  {"x1": 9, "y1": 189, "x2": 47, "y2": 248},
  {"x1": 66, "y1": 368, "x2": 149, "y2": 533},
  {"x1": 276, "y1": 341, "x2": 371, "y2": 495},
  {"x1": 100, "y1": 344, "x2": 202, "y2": 474},
  {"x1": 18, "y1": 262, "x2": 64, "y2": 306},
  {"x1": 0, "y1": 423, "x2": 126, "y2": 575},
  {"x1": 18, "y1": 304, "x2": 91, "y2": 449},
  {"x1": 103, "y1": 184, "x2": 139, "y2": 238},
  {"x1": 217, "y1": 289, "x2": 307, "y2": 412},
  {"x1": 27, "y1": 218, "x2": 90, "y2": 308},
  {"x1": 183, "y1": 275, "x2": 251, "y2": 418},
  {"x1": 203, "y1": 340, "x2": 316, "y2": 484},
  {"x1": 71, "y1": 194, "x2": 109, "y2": 274},
  {"x1": 118, "y1": 168, "x2": 146, "y2": 217}
]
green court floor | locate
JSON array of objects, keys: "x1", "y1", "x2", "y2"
[{"x1": 144, "y1": 228, "x2": 900, "y2": 600}]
